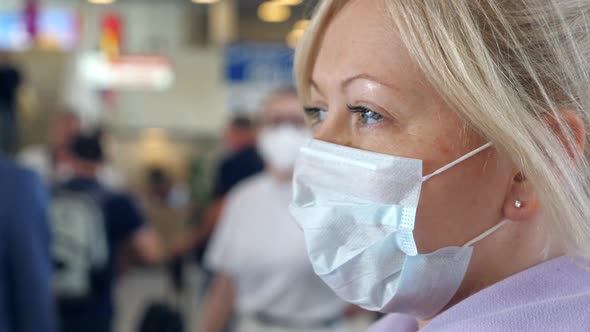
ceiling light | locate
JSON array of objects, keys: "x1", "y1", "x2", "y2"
[
  {"x1": 273, "y1": 0, "x2": 303, "y2": 5},
  {"x1": 88, "y1": 0, "x2": 116, "y2": 4},
  {"x1": 191, "y1": 0, "x2": 219, "y2": 4},
  {"x1": 293, "y1": 19, "x2": 310, "y2": 30},
  {"x1": 287, "y1": 28, "x2": 305, "y2": 48},
  {"x1": 258, "y1": 1, "x2": 291, "y2": 23}
]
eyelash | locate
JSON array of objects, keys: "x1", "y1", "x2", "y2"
[
  {"x1": 303, "y1": 105, "x2": 385, "y2": 126},
  {"x1": 346, "y1": 104, "x2": 384, "y2": 125}
]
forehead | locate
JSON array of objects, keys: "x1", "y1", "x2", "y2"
[{"x1": 312, "y1": 0, "x2": 423, "y2": 94}]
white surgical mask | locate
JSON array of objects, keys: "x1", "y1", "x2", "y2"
[
  {"x1": 289, "y1": 139, "x2": 507, "y2": 319},
  {"x1": 258, "y1": 125, "x2": 310, "y2": 173}
]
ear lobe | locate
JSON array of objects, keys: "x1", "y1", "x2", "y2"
[
  {"x1": 502, "y1": 173, "x2": 540, "y2": 222},
  {"x1": 544, "y1": 109, "x2": 586, "y2": 160}
]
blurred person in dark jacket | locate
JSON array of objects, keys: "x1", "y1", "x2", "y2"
[
  {"x1": 50, "y1": 133, "x2": 162, "y2": 332},
  {"x1": 172, "y1": 114, "x2": 264, "y2": 261},
  {"x1": 213, "y1": 115, "x2": 265, "y2": 198},
  {"x1": 0, "y1": 157, "x2": 56, "y2": 332}
]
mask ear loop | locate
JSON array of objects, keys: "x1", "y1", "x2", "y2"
[
  {"x1": 422, "y1": 142, "x2": 494, "y2": 182},
  {"x1": 462, "y1": 219, "x2": 511, "y2": 248}
]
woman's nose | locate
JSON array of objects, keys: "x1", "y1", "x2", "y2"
[{"x1": 313, "y1": 109, "x2": 352, "y2": 147}]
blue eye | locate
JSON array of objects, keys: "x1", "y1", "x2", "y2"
[
  {"x1": 347, "y1": 105, "x2": 384, "y2": 125},
  {"x1": 303, "y1": 107, "x2": 328, "y2": 126}
]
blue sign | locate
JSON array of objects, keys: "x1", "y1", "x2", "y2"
[{"x1": 225, "y1": 42, "x2": 294, "y2": 84}]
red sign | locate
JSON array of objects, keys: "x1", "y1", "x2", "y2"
[{"x1": 100, "y1": 13, "x2": 123, "y2": 58}]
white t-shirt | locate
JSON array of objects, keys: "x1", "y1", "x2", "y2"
[{"x1": 206, "y1": 173, "x2": 345, "y2": 321}]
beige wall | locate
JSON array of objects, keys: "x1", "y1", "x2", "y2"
[
  {"x1": 109, "y1": 48, "x2": 228, "y2": 135},
  {"x1": 16, "y1": 46, "x2": 228, "y2": 186},
  {"x1": 103, "y1": 48, "x2": 228, "y2": 187},
  {"x1": 14, "y1": 51, "x2": 69, "y2": 146}
]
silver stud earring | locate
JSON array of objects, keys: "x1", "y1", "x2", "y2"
[{"x1": 514, "y1": 200, "x2": 523, "y2": 209}]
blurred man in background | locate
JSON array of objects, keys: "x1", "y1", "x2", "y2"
[
  {"x1": 19, "y1": 111, "x2": 126, "y2": 190},
  {"x1": 0, "y1": 52, "x2": 23, "y2": 156},
  {"x1": 0, "y1": 157, "x2": 56, "y2": 332},
  {"x1": 198, "y1": 88, "x2": 348, "y2": 332},
  {"x1": 19, "y1": 111, "x2": 80, "y2": 184},
  {"x1": 50, "y1": 133, "x2": 162, "y2": 332}
]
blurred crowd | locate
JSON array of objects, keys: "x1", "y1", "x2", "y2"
[{"x1": 0, "y1": 53, "x2": 375, "y2": 332}]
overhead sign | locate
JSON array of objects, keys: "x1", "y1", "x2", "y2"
[
  {"x1": 80, "y1": 53, "x2": 175, "y2": 91},
  {"x1": 224, "y1": 43, "x2": 294, "y2": 113},
  {"x1": 225, "y1": 42, "x2": 294, "y2": 83}
]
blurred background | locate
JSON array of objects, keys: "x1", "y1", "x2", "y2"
[
  {"x1": 1, "y1": 0, "x2": 314, "y2": 179},
  {"x1": 0, "y1": 0, "x2": 376, "y2": 331}
]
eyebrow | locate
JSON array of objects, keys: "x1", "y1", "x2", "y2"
[{"x1": 310, "y1": 73, "x2": 400, "y2": 95}]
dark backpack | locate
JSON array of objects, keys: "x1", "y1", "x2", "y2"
[
  {"x1": 138, "y1": 302, "x2": 184, "y2": 332},
  {"x1": 138, "y1": 259, "x2": 185, "y2": 332}
]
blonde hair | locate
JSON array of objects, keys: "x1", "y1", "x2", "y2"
[{"x1": 295, "y1": 0, "x2": 590, "y2": 257}]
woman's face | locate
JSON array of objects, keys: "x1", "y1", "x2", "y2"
[{"x1": 306, "y1": 0, "x2": 516, "y2": 254}]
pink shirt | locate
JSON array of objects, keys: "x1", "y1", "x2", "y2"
[{"x1": 368, "y1": 256, "x2": 590, "y2": 331}]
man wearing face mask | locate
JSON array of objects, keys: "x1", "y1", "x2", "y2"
[{"x1": 198, "y1": 88, "x2": 348, "y2": 332}]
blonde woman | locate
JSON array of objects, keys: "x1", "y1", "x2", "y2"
[{"x1": 288, "y1": 0, "x2": 590, "y2": 331}]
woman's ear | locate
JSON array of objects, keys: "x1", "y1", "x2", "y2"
[
  {"x1": 502, "y1": 172, "x2": 540, "y2": 222},
  {"x1": 545, "y1": 109, "x2": 586, "y2": 159},
  {"x1": 503, "y1": 109, "x2": 584, "y2": 223}
]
